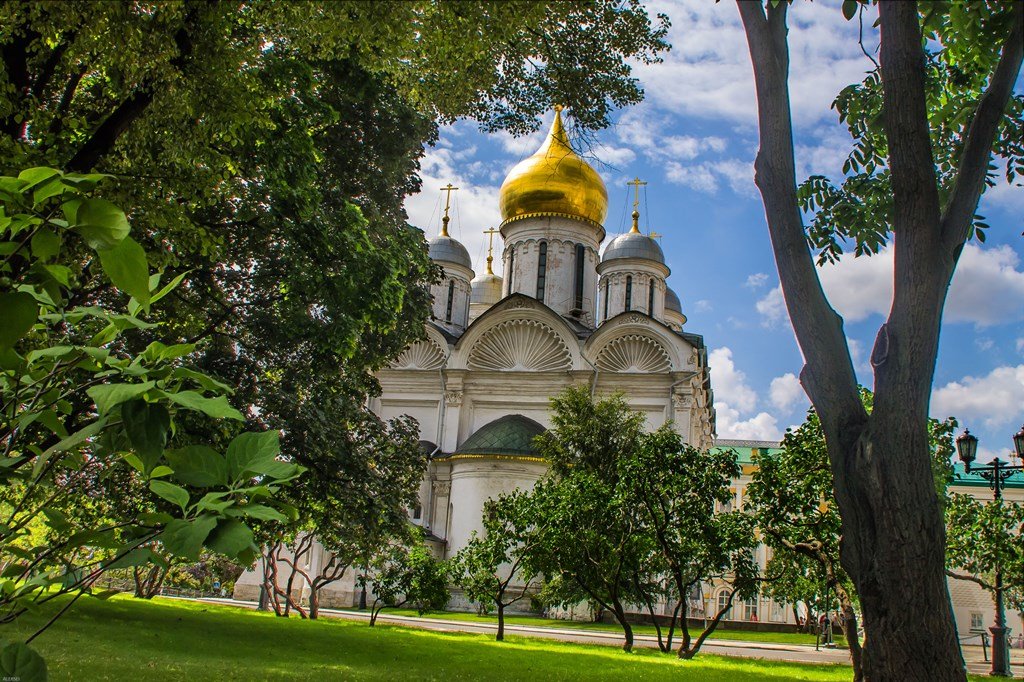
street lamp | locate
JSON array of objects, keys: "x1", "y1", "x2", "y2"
[{"x1": 955, "y1": 426, "x2": 1024, "y2": 677}]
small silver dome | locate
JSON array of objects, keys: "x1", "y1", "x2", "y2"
[
  {"x1": 428, "y1": 235, "x2": 472, "y2": 270},
  {"x1": 665, "y1": 287, "x2": 682, "y2": 314},
  {"x1": 470, "y1": 272, "x2": 503, "y2": 306},
  {"x1": 601, "y1": 231, "x2": 665, "y2": 265}
]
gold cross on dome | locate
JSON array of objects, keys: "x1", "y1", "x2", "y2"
[
  {"x1": 649, "y1": 231, "x2": 663, "y2": 241},
  {"x1": 483, "y1": 227, "x2": 500, "y2": 275},
  {"x1": 627, "y1": 177, "x2": 647, "y2": 233},
  {"x1": 439, "y1": 183, "x2": 459, "y2": 236}
]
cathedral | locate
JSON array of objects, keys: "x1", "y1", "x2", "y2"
[
  {"x1": 373, "y1": 106, "x2": 715, "y2": 560},
  {"x1": 233, "y1": 108, "x2": 1023, "y2": 640}
]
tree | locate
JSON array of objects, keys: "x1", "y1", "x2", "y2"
[
  {"x1": 0, "y1": 171, "x2": 300, "y2": 677},
  {"x1": 737, "y1": 1, "x2": 1022, "y2": 678},
  {"x1": 529, "y1": 387, "x2": 658, "y2": 653},
  {"x1": 746, "y1": 407, "x2": 865, "y2": 679},
  {"x1": 1, "y1": 8, "x2": 673, "y2": 603},
  {"x1": 945, "y1": 492, "x2": 1024, "y2": 627},
  {"x1": 259, "y1": 408, "x2": 426, "y2": 619},
  {"x1": 619, "y1": 430, "x2": 759, "y2": 659},
  {"x1": 747, "y1": 390, "x2": 958, "y2": 680},
  {"x1": 366, "y1": 541, "x2": 449, "y2": 627},
  {"x1": 452, "y1": 490, "x2": 542, "y2": 642}
]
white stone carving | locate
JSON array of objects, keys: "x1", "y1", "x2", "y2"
[
  {"x1": 595, "y1": 335, "x2": 671, "y2": 373},
  {"x1": 444, "y1": 390, "x2": 463, "y2": 406},
  {"x1": 391, "y1": 338, "x2": 447, "y2": 370},
  {"x1": 467, "y1": 319, "x2": 572, "y2": 371},
  {"x1": 505, "y1": 298, "x2": 534, "y2": 310},
  {"x1": 622, "y1": 313, "x2": 649, "y2": 325}
]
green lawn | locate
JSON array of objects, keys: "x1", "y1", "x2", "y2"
[
  {"x1": 354, "y1": 606, "x2": 845, "y2": 647},
  {"x1": 7, "y1": 596, "x2": 854, "y2": 681}
]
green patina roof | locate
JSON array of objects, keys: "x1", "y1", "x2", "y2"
[{"x1": 454, "y1": 415, "x2": 546, "y2": 457}]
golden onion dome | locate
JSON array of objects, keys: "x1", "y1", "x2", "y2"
[{"x1": 498, "y1": 106, "x2": 608, "y2": 229}]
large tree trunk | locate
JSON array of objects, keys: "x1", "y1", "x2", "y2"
[{"x1": 738, "y1": 0, "x2": 1022, "y2": 677}]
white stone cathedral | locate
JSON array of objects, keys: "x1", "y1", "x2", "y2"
[
  {"x1": 235, "y1": 107, "x2": 717, "y2": 609},
  {"x1": 373, "y1": 107, "x2": 715, "y2": 558}
]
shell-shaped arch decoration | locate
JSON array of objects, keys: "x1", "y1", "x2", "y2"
[
  {"x1": 595, "y1": 334, "x2": 671, "y2": 373},
  {"x1": 391, "y1": 338, "x2": 447, "y2": 370},
  {"x1": 468, "y1": 319, "x2": 572, "y2": 371}
]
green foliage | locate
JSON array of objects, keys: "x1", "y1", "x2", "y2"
[
  {"x1": 367, "y1": 541, "x2": 449, "y2": 626},
  {"x1": 746, "y1": 389, "x2": 958, "y2": 622},
  {"x1": 619, "y1": 429, "x2": 758, "y2": 657},
  {"x1": 797, "y1": 1, "x2": 1023, "y2": 263},
  {"x1": 0, "y1": 172, "x2": 300, "y2": 668},
  {"x1": 946, "y1": 493, "x2": 1024, "y2": 612},
  {"x1": 452, "y1": 490, "x2": 540, "y2": 640},
  {"x1": 528, "y1": 386, "x2": 753, "y2": 654}
]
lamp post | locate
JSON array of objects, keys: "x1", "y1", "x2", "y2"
[{"x1": 955, "y1": 426, "x2": 1024, "y2": 678}]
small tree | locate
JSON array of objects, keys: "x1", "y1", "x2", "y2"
[
  {"x1": 367, "y1": 541, "x2": 449, "y2": 627},
  {"x1": 619, "y1": 430, "x2": 759, "y2": 659},
  {"x1": 529, "y1": 387, "x2": 657, "y2": 653},
  {"x1": 452, "y1": 491, "x2": 541, "y2": 641},
  {"x1": 946, "y1": 493, "x2": 1024, "y2": 629}
]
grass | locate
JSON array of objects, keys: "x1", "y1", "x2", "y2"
[
  {"x1": 6, "y1": 596, "x2": 856, "y2": 681},
  {"x1": 350, "y1": 606, "x2": 847, "y2": 647}
]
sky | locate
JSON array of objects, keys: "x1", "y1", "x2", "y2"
[{"x1": 403, "y1": 0, "x2": 1024, "y2": 463}]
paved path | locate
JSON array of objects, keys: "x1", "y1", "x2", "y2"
[{"x1": 182, "y1": 597, "x2": 1023, "y2": 675}]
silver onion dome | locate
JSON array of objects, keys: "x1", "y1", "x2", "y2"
[
  {"x1": 428, "y1": 235, "x2": 473, "y2": 270},
  {"x1": 601, "y1": 231, "x2": 665, "y2": 265},
  {"x1": 665, "y1": 287, "x2": 682, "y2": 314}
]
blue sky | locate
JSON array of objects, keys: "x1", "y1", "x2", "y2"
[{"x1": 404, "y1": 0, "x2": 1024, "y2": 462}]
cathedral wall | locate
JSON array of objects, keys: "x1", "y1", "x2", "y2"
[{"x1": 446, "y1": 458, "x2": 549, "y2": 556}]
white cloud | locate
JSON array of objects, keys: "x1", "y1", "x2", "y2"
[
  {"x1": 979, "y1": 176, "x2": 1024, "y2": 213},
  {"x1": 745, "y1": 272, "x2": 769, "y2": 289},
  {"x1": 695, "y1": 299, "x2": 713, "y2": 312},
  {"x1": 975, "y1": 337, "x2": 995, "y2": 352},
  {"x1": 715, "y1": 402, "x2": 783, "y2": 440},
  {"x1": 709, "y1": 347, "x2": 758, "y2": 413},
  {"x1": 665, "y1": 161, "x2": 718, "y2": 192},
  {"x1": 931, "y1": 365, "x2": 1024, "y2": 430},
  {"x1": 637, "y1": 0, "x2": 877, "y2": 129},
  {"x1": 792, "y1": 243, "x2": 1024, "y2": 326},
  {"x1": 1017, "y1": 337, "x2": 1024, "y2": 353},
  {"x1": 770, "y1": 373, "x2": 805, "y2": 412},
  {"x1": 756, "y1": 285, "x2": 787, "y2": 327}
]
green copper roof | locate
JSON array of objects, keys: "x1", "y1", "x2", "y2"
[{"x1": 455, "y1": 415, "x2": 546, "y2": 457}]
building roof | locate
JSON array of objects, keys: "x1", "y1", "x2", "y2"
[
  {"x1": 498, "y1": 107, "x2": 608, "y2": 229},
  {"x1": 601, "y1": 230, "x2": 666, "y2": 265},
  {"x1": 428, "y1": 235, "x2": 473, "y2": 270},
  {"x1": 665, "y1": 287, "x2": 682, "y2": 314},
  {"x1": 454, "y1": 414, "x2": 546, "y2": 457}
]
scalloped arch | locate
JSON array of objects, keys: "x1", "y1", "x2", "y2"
[
  {"x1": 391, "y1": 338, "x2": 447, "y2": 370},
  {"x1": 595, "y1": 334, "x2": 671, "y2": 373},
  {"x1": 467, "y1": 319, "x2": 572, "y2": 371}
]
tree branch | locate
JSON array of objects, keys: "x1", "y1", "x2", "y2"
[
  {"x1": 940, "y1": 0, "x2": 1024, "y2": 250},
  {"x1": 736, "y1": 0, "x2": 865, "y2": 435}
]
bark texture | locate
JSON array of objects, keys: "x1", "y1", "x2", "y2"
[{"x1": 737, "y1": 0, "x2": 1023, "y2": 679}]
